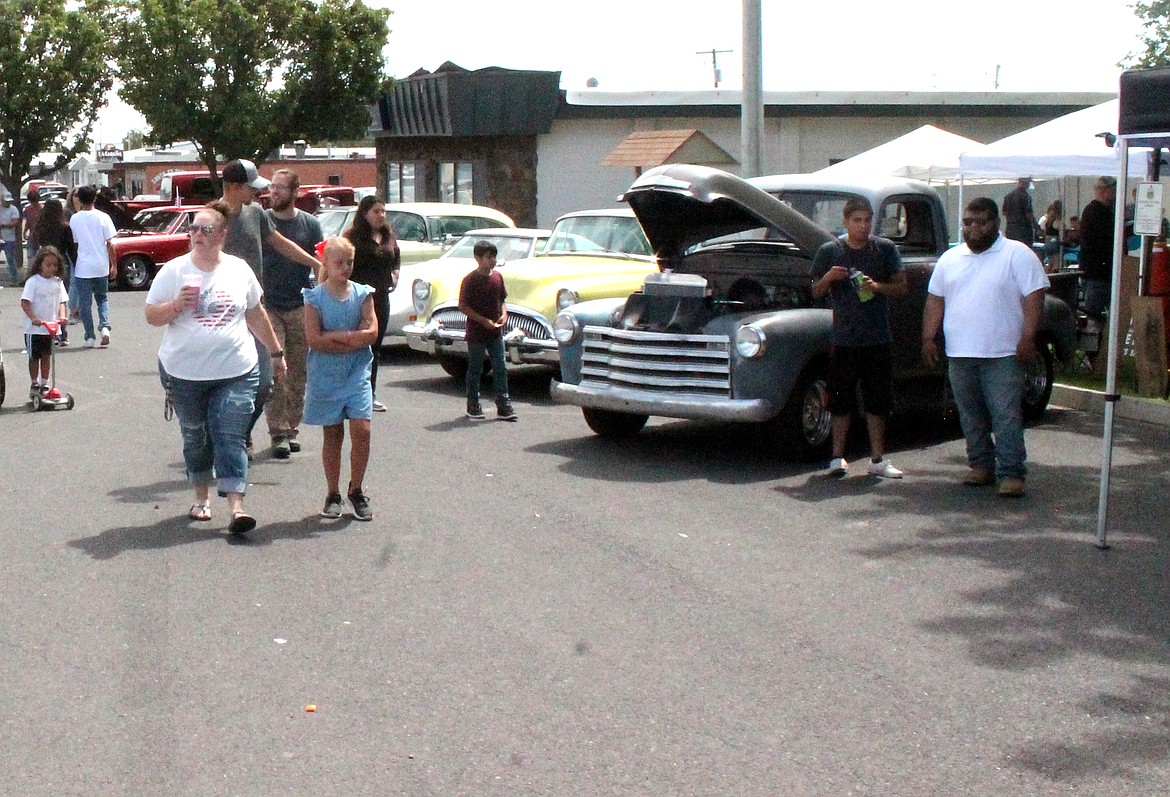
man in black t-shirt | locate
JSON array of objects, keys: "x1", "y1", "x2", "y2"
[
  {"x1": 1078, "y1": 176, "x2": 1117, "y2": 321},
  {"x1": 1002, "y1": 177, "x2": 1036, "y2": 244},
  {"x1": 810, "y1": 197, "x2": 908, "y2": 479},
  {"x1": 457, "y1": 240, "x2": 517, "y2": 421}
]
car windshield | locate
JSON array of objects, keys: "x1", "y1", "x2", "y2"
[
  {"x1": 133, "y1": 209, "x2": 185, "y2": 234},
  {"x1": 316, "y1": 208, "x2": 354, "y2": 239},
  {"x1": 389, "y1": 211, "x2": 428, "y2": 243},
  {"x1": 443, "y1": 234, "x2": 544, "y2": 262},
  {"x1": 428, "y1": 215, "x2": 508, "y2": 239},
  {"x1": 541, "y1": 215, "x2": 651, "y2": 257}
]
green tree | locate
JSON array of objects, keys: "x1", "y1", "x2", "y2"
[
  {"x1": 0, "y1": 0, "x2": 113, "y2": 268},
  {"x1": 113, "y1": 0, "x2": 390, "y2": 179},
  {"x1": 1127, "y1": 1, "x2": 1170, "y2": 67}
]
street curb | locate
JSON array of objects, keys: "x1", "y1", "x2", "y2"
[{"x1": 1051, "y1": 384, "x2": 1170, "y2": 428}]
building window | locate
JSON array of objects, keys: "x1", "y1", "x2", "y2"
[
  {"x1": 387, "y1": 162, "x2": 415, "y2": 203},
  {"x1": 438, "y1": 161, "x2": 473, "y2": 204}
]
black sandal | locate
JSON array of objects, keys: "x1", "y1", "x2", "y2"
[{"x1": 228, "y1": 512, "x2": 256, "y2": 535}]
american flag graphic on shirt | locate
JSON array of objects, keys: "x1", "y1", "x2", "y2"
[{"x1": 192, "y1": 288, "x2": 244, "y2": 330}]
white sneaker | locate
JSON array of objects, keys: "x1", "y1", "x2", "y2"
[
  {"x1": 827, "y1": 457, "x2": 848, "y2": 477},
  {"x1": 868, "y1": 459, "x2": 904, "y2": 479},
  {"x1": 99, "y1": 327, "x2": 110, "y2": 347},
  {"x1": 83, "y1": 337, "x2": 96, "y2": 348}
]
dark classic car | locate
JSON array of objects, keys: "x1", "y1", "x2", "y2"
[{"x1": 550, "y1": 165, "x2": 1075, "y2": 458}]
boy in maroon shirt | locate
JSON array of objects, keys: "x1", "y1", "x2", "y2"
[{"x1": 457, "y1": 240, "x2": 517, "y2": 421}]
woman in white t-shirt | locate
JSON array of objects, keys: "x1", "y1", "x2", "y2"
[{"x1": 145, "y1": 202, "x2": 286, "y2": 535}]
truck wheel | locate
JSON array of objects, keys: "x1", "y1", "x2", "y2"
[
  {"x1": 1021, "y1": 339, "x2": 1055, "y2": 421},
  {"x1": 119, "y1": 255, "x2": 153, "y2": 290},
  {"x1": 437, "y1": 354, "x2": 468, "y2": 380},
  {"x1": 769, "y1": 364, "x2": 832, "y2": 459},
  {"x1": 582, "y1": 408, "x2": 648, "y2": 438}
]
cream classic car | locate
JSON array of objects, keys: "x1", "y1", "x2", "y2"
[{"x1": 403, "y1": 208, "x2": 657, "y2": 377}]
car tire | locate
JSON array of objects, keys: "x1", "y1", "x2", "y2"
[
  {"x1": 1022, "y1": 338, "x2": 1055, "y2": 421},
  {"x1": 768, "y1": 363, "x2": 832, "y2": 460},
  {"x1": 437, "y1": 354, "x2": 468, "y2": 380},
  {"x1": 582, "y1": 407, "x2": 649, "y2": 438},
  {"x1": 119, "y1": 255, "x2": 154, "y2": 290}
]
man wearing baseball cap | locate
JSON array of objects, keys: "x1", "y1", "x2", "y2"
[
  {"x1": 219, "y1": 158, "x2": 322, "y2": 458},
  {"x1": 1078, "y1": 175, "x2": 1117, "y2": 324}
]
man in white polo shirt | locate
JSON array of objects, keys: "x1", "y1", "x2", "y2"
[{"x1": 68, "y1": 185, "x2": 117, "y2": 347}]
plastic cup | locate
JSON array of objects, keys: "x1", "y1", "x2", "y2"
[{"x1": 182, "y1": 273, "x2": 203, "y2": 291}]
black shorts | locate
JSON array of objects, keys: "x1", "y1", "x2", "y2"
[
  {"x1": 25, "y1": 333, "x2": 53, "y2": 361},
  {"x1": 827, "y1": 343, "x2": 893, "y2": 417}
]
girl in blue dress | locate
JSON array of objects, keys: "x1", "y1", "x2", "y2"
[{"x1": 303, "y1": 237, "x2": 379, "y2": 520}]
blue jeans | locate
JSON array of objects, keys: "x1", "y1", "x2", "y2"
[
  {"x1": 74, "y1": 276, "x2": 111, "y2": 342},
  {"x1": 466, "y1": 338, "x2": 510, "y2": 407},
  {"x1": 2, "y1": 240, "x2": 17, "y2": 282},
  {"x1": 1082, "y1": 277, "x2": 1111, "y2": 321},
  {"x1": 160, "y1": 362, "x2": 259, "y2": 496},
  {"x1": 948, "y1": 356, "x2": 1027, "y2": 479}
]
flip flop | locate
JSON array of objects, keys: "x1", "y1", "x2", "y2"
[
  {"x1": 188, "y1": 502, "x2": 212, "y2": 522},
  {"x1": 228, "y1": 512, "x2": 256, "y2": 535}
]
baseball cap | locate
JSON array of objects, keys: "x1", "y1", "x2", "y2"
[
  {"x1": 222, "y1": 159, "x2": 269, "y2": 190},
  {"x1": 1095, "y1": 176, "x2": 1117, "y2": 189}
]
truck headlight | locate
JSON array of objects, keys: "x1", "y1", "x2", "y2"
[
  {"x1": 735, "y1": 325, "x2": 766, "y2": 358},
  {"x1": 556, "y1": 288, "x2": 580, "y2": 311},
  {"x1": 412, "y1": 279, "x2": 430, "y2": 315},
  {"x1": 552, "y1": 311, "x2": 580, "y2": 344}
]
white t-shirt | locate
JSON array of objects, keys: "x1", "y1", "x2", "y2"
[
  {"x1": 927, "y1": 235, "x2": 1050, "y2": 358},
  {"x1": 68, "y1": 208, "x2": 117, "y2": 278},
  {"x1": 20, "y1": 274, "x2": 68, "y2": 335},
  {"x1": 0, "y1": 204, "x2": 19, "y2": 243},
  {"x1": 146, "y1": 253, "x2": 263, "y2": 381}
]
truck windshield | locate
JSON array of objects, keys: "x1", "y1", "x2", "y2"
[{"x1": 771, "y1": 191, "x2": 862, "y2": 237}]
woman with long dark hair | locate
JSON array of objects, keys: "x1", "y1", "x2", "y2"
[
  {"x1": 344, "y1": 196, "x2": 399, "y2": 412},
  {"x1": 33, "y1": 199, "x2": 78, "y2": 344}
]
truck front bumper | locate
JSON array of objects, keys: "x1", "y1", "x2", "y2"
[{"x1": 551, "y1": 381, "x2": 774, "y2": 423}]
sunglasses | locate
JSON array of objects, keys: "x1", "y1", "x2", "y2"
[{"x1": 189, "y1": 224, "x2": 221, "y2": 235}]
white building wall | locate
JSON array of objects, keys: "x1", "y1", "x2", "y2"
[{"x1": 537, "y1": 113, "x2": 1065, "y2": 227}]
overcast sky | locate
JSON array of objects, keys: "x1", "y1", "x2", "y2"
[{"x1": 96, "y1": 0, "x2": 1147, "y2": 145}]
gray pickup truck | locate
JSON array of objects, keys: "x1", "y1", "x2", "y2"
[{"x1": 549, "y1": 165, "x2": 1076, "y2": 458}]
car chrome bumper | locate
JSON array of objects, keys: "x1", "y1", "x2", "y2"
[
  {"x1": 403, "y1": 322, "x2": 560, "y2": 365},
  {"x1": 550, "y1": 381, "x2": 774, "y2": 422}
]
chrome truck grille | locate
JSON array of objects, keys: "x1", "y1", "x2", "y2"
[
  {"x1": 431, "y1": 308, "x2": 552, "y2": 340},
  {"x1": 580, "y1": 326, "x2": 731, "y2": 397}
]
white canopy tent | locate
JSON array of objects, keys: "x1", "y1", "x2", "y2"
[
  {"x1": 959, "y1": 99, "x2": 1150, "y2": 179},
  {"x1": 816, "y1": 124, "x2": 986, "y2": 182}
]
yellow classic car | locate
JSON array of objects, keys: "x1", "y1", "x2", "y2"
[{"x1": 403, "y1": 208, "x2": 658, "y2": 377}]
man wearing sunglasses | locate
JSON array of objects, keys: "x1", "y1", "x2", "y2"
[{"x1": 218, "y1": 158, "x2": 321, "y2": 458}]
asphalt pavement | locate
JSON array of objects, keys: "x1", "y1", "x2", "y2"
[{"x1": 2, "y1": 289, "x2": 1169, "y2": 796}]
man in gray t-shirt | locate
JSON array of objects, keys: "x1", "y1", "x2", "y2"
[{"x1": 218, "y1": 158, "x2": 321, "y2": 457}]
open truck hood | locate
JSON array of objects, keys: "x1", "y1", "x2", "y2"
[{"x1": 620, "y1": 164, "x2": 834, "y2": 260}]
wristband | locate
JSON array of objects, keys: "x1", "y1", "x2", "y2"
[{"x1": 270, "y1": 350, "x2": 285, "y2": 358}]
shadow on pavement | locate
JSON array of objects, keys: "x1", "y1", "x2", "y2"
[{"x1": 68, "y1": 515, "x2": 354, "y2": 559}]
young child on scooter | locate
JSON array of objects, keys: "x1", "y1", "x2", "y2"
[{"x1": 19, "y1": 246, "x2": 69, "y2": 399}]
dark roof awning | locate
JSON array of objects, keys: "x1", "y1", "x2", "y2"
[{"x1": 377, "y1": 63, "x2": 561, "y2": 137}]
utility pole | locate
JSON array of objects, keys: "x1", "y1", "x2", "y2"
[
  {"x1": 741, "y1": 0, "x2": 763, "y2": 178},
  {"x1": 697, "y1": 47, "x2": 733, "y2": 89}
]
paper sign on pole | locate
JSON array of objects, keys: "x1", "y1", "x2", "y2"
[{"x1": 1134, "y1": 181, "x2": 1164, "y2": 236}]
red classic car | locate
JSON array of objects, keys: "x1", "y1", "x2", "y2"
[{"x1": 111, "y1": 206, "x2": 198, "y2": 290}]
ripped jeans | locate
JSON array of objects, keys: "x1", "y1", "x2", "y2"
[{"x1": 160, "y1": 362, "x2": 259, "y2": 496}]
